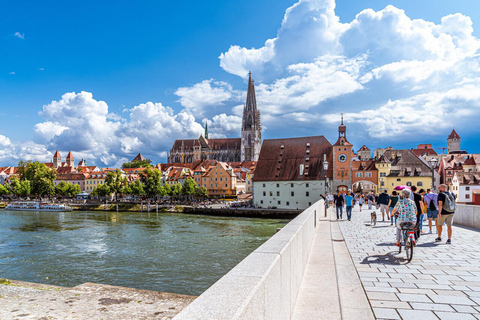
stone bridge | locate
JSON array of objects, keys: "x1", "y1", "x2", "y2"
[{"x1": 174, "y1": 202, "x2": 480, "y2": 319}]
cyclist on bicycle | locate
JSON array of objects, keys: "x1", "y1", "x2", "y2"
[{"x1": 390, "y1": 189, "x2": 417, "y2": 247}]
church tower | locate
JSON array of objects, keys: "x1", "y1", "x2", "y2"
[
  {"x1": 53, "y1": 150, "x2": 62, "y2": 169},
  {"x1": 66, "y1": 151, "x2": 74, "y2": 167},
  {"x1": 241, "y1": 72, "x2": 262, "y2": 162},
  {"x1": 447, "y1": 129, "x2": 461, "y2": 154},
  {"x1": 332, "y1": 114, "x2": 353, "y2": 193}
]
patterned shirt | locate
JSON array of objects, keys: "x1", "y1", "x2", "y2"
[{"x1": 394, "y1": 198, "x2": 417, "y2": 222}]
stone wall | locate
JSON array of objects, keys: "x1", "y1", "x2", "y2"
[
  {"x1": 453, "y1": 204, "x2": 480, "y2": 229},
  {"x1": 173, "y1": 200, "x2": 326, "y2": 320}
]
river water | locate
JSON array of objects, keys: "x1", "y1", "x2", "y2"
[{"x1": 0, "y1": 210, "x2": 287, "y2": 296}]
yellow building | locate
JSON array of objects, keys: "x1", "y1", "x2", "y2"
[
  {"x1": 85, "y1": 172, "x2": 108, "y2": 193},
  {"x1": 376, "y1": 149, "x2": 433, "y2": 193}
]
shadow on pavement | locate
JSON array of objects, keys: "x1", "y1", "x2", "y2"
[{"x1": 360, "y1": 252, "x2": 401, "y2": 265}]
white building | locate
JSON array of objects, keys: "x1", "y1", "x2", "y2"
[
  {"x1": 452, "y1": 172, "x2": 480, "y2": 203},
  {"x1": 253, "y1": 136, "x2": 333, "y2": 210}
]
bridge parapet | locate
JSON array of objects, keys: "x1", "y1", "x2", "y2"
[{"x1": 173, "y1": 200, "x2": 325, "y2": 320}]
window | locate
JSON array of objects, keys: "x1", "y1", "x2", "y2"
[
  {"x1": 466, "y1": 186, "x2": 470, "y2": 191},
  {"x1": 220, "y1": 178, "x2": 222, "y2": 181},
  {"x1": 397, "y1": 178, "x2": 401, "y2": 182},
  {"x1": 277, "y1": 191, "x2": 280, "y2": 196},
  {"x1": 263, "y1": 183, "x2": 266, "y2": 188},
  {"x1": 466, "y1": 194, "x2": 470, "y2": 199},
  {"x1": 263, "y1": 191, "x2": 266, "y2": 196},
  {"x1": 286, "y1": 201, "x2": 290, "y2": 206},
  {"x1": 306, "y1": 192, "x2": 309, "y2": 197},
  {"x1": 269, "y1": 191, "x2": 273, "y2": 196},
  {"x1": 381, "y1": 182, "x2": 385, "y2": 186},
  {"x1": 260, "y1": 200, "x2": 263, "y2": 204},
  {"x1": 225, "y1": 184, "x2": 228, "y2": 188},
  {"x1": 417, "y1": 182, "x2": 423, "y2": 186},
  {"x1": 278, "y1": 201, "x2": 281, "y2": 205},
  {"x1": 365, "y1": 172, "x2": 372, "y2": 178},
  {"x1": 309, "y1": 202, "x2": 312, "y2": 206},
  {"x1": 291, "y1": 183, "x2": 294, "y2": 187},
  {"x1": 306, "y1": 183, "x2": 309, "y2": 188},
  {"x1": 215, "y1": 178, "x2": 217, "y2": 181},
  {"x1": 276, "y1": 183, "x2": 279, "y2": 188},
  {"x1": 356, "y1": 172, "x2": 363, "y2": 177},
  {"x1": 291, "y1": 191, "x2": 294, "y2": 197},
  {"x1": 406, "y1": 182, "x2": 412, "y2": 186},
  {"x1": 380, "y1": 173, "x2": 386, "y2": 177}
]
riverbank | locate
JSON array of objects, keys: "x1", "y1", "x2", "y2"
[
  {"x1": 69, "y1": 203, "x2": 301, "y2": 219},
  {"x1": 0, "y1": 279, "x2": 195, "y2": 319}
]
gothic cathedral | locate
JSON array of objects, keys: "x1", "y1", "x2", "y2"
[
  {"x1": 168, "y1": 72, "x2": 262, "y2": 163},
  {"x1": 241, "y1": 72, "x2": 262, "y2": 162}
]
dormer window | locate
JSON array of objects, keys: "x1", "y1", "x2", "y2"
[
  {"x1": 306, "y1": 143, "x2": 310, "y2": 148},
  {"x1": 280, "y1": 145, "x2": 284, "y2": 149}
]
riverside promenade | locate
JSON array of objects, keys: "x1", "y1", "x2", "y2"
[{"x1": 334, "y1": 205, "x2": 480, "y2": 319}]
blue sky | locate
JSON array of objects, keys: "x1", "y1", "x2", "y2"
[{"x1": 0, "y1": 0, "x2": 479, "y2": 166}]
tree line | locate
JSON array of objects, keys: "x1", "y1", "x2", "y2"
[
  {"x1": 91, "y1": 168, "x2": 209, "y2": 200},
  {"x1": 0, "y1": 162, "x2": 209, "y2": 200}
]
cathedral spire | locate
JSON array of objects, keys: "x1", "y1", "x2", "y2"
[
  {"x1": 245, "y1": 71, "x2": 257, "y2": 112},
  {"x1": 204, "y1": 119, "x2": 209, "y2": 140}
]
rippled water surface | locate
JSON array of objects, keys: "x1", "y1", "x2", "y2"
[{"x1": 0, "y1": 210, "x2": 287, "y2": 296}]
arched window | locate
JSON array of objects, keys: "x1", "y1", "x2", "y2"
[{"x1": 406, "y1": 182, "x2": 412, "y2": 186}]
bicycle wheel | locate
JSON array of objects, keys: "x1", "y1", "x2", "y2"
[
  {"x1": 406, "y1": 239, "x2": 413, "y2": 262},
  {"x1": 398, "y1": 231, "x2": 403, "y2": 254}
]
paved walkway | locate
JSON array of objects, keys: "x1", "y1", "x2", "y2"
[
  {"x1": 292, "y1": 208, "x2": 374, "y2": 319},
  {"x1": 339, "y1": 205, "x2": 480, "y2": 320}
]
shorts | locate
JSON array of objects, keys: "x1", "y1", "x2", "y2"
[
  {"x1": 427, "y1": 209, "x2": 438, "y2": 219},
  {"x1": 380, "y1": 204, "x2": 388, "y2": 214},
  {"x1": 438, "y1": 213, "x2": 454, "y2": 227}
]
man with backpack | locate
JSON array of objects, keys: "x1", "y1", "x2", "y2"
[
  {"x1": 424, "y1": 189, "x2": 438, "y2": 234},
  {"x1": 436, "y1": 184, "x2": 456, "y2": 244}
]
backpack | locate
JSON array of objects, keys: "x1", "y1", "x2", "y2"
[
  {"x1": 442, "y1": 192, "x2": 456, "y2": 213},
  {"x1": 428, "y1": 198, "x2": 437, "y2": 211}
]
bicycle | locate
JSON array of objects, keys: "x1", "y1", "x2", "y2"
[{"x1": 398, "y1": 222, "x2": 415, "y2": 262}]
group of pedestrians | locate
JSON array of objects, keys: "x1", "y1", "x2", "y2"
[{"x1": 327, "y1": 184, "x2": 457, "y2": 245}]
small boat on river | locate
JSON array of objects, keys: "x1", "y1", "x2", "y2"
[{"x1": 5, "y1": 201, "x2": 73, "y2": 212}]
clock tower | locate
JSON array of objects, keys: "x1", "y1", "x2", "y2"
[{"x1": 332, "y1": 114, "x2": 353, "y2": 193}]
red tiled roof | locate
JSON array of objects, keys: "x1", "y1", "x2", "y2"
[
  {"x1": 412, "y1": 148, "x2": 438, "y2": 157},
  {"x1": 57, "y1": 166, "x2": 75, "y2": 174},
  {"x1": 66, "y1": 151, "x2": 73, "y2": 159},
  {"x1": 56, "y1": 173, "x2": 87, "y2": 181},
  {"x1": 448, "y1": 129, "x2": 460, "y2": 139},
  {"x1": 133, "y1": 153, "x2": 146, "y2": 162},
  {"x1": 53, "y1": 150, "x2": 61, "y2": 158},
  {"x1": 352, "y1": 160, "x2": 377, "y2": 171},
  {"x1": 253, "y1": 136, "x2": 333, "y2": 182},
  {"x1": 464, "y1": 156, "x2": 476, "y2": 166}
]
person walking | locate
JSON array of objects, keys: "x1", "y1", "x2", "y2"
[
  {"x1": 345, "y1": 190, "x2": 354, "y2": 221},
  {"x1": 419, "y1": 189, "x2": 427, "y2": 234},
  {"x1": 388, "y1": 190, "x2": 399, "y2": 226},
  {"x1": 436, "y1": 184, "x2": 456, "y2": 244},
  {"x1": 411, "y1": 185, "x2": 425, "y2": 240},
  {"x1": 391, "y1": 189, "x2": 417, "y2": 246},
  {"x1": 334, "y1": 191, "x2": 345, "y2": 220},
  {"x1": 358, "y1": 194, "x2": 364, "y2": 212},
  {"x1": 424, "y1": 189, "x2": 438, "y2": 234},
  {"x1": 378, "y1": 190, "x2": 390, "y2": 222},
  {"x1": 367, "y1": 193, "x2": 374, "y2": 210}
]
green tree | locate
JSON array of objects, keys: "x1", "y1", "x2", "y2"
[
  {"x1": 195, "y1": 185, "x2": 209, "y2": 199},
  {"x1": 105, "y1": 170, "x2": 125, "y2": 201},
  {"x1": 0, "y1": 184, "x2": 11, "y2": 195},
  {"x1": 56, "y1": 181, "x2": 81, "y2": 197},
  {"x1": 140, "y1": 167, "x2": 162, "y2": 199},
  {"x1": 92, "y1": 183, "x2": 111, "y2": 198},
  {"x1": 19, "y1": 161, "x2": 56, "y2": 198},
  {"x1": 170, "y1": 183, "x2": 182, "y2": 197},
  {"x1": 124, "y1": 180, "x2": 145, "y2": 197},
  {"x1": 10, "y1": 177, "x2": 31, "y2": 197},
  {"x1": 122, "y1": 159, "x2": 152, "y2": 169},
  {"x1": 181, "y1": 178, "x2": 196, "y2": 199}
]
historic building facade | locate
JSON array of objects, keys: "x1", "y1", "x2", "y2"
[
  {"x1": 332, "y1": 115, "x2": 353, "y2": 193},
  {"x1": 168, "y1": 73, "x2": 261, "y2": 164},
  {"x1": 252, "y1": 136, "x2": 333, "y2": 210}
]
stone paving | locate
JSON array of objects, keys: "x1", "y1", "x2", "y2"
[{"x1": 338, "y1": 205, "x2": 480, "y2": 320}]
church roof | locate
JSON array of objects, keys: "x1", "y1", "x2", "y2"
[
  {"x1": 448, "y1": 129, "x2": 460, "y2": 139},
  {"x1": 253, "y1": 136, "x2": 333, "y2": 182},
  {"x1": 170, "y1": 138, "x2": 241, "y2": 151},
  {"x1": 53, "y1": 150, "x2": 61, "y2": 158},
  {"x1": 133, "y1": 153, "x2": 146, "y2": 162},
  {"x1": 66, "y1": 151, "x2": 73, "y2": 159}
]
